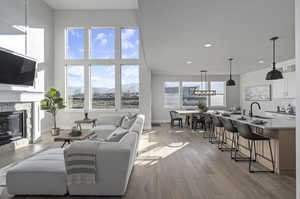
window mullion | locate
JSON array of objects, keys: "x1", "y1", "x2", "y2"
[{"x1": 116, "y1": 64, "x2": 121, "y2": 111}]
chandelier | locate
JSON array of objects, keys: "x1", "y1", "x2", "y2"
[{"x1": 193, "y1": 70, "x2": 216, "y2": 96}]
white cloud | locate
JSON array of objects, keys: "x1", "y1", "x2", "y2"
[
  {"x1": 69, "y1": 29, "x2": 83, "y2": 38},
  {"x1": 122, "y1": 29, "x2": 135, "y2": 40},
  {"x1": 91, "y1": 75, "x2": 115, "y2": 88},
  {"x1": 122, "y1": 65, "x2": 139, "y2": 84},
  {"x1": 95, "y1": 33, "x2": 108, "y2": 46},
  {"x1": 122, "y1": 40, "x2": 135, "y2": 49},
  {"x1": 68, "y1": 66, "x2": 83, "y2": 76},
  {"x1": 121, "y1": 29, "x2": 139, "y2": 50}
]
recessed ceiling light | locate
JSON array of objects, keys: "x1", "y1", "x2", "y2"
[
  {"x1": 204, "y1": 43, "x2": 213, "y2": 47},
  {"x1": 186, "y1": 61, "x2": 193, "y2": 64},
  {"x1": 258, "y1": 60, "x2": 264, "y2": 64}
]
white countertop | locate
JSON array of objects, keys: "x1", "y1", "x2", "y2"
[{"x1": 208, "y1": 111, "x2": 296, "y2": 130}]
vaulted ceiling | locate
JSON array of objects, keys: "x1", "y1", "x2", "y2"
[
  {"x1": 43, "y1": 0, "x2": 295, "y2": 75},
  {"x1": 138, "y1": 0, "x2": 295, "y2": 75}
]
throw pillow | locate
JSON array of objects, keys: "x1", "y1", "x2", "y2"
[
  {"x1": 106, "y1": 127, "x2": 128, "y2": 140},
  {"x1": 116, "y1": 115, "x2": 126, "y2": 127},
  {"x1": 106, "y1": 130, "x2": 128, "y2": 142},
  {"x1": 128, "y1": 113, "x2": 138, "y2": 119},
  {"x1": 121, "y1": 116, "x2": 136, "y2": 129}
]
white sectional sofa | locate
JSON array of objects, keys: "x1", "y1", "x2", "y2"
[{"x1": 6, "y1": 114, "x2": 145, "y2": 196}]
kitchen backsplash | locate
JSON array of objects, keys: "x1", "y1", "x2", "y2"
[{"x1": 240, "y1": 59, "x2": 296, "y2": 115}]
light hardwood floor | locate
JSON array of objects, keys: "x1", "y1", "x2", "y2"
[{"x1": 0, "y1": 125, "x2": 296, "y2": 199}]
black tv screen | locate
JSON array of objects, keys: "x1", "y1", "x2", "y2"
[{"x1": 0, "y1": 49, "x2": 36, "y2": 86}]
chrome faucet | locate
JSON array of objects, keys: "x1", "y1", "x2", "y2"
[{"x1": 249, "y1": 102, "x2": 261, "y2": 117}]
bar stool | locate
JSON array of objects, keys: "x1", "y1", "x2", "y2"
[
  {"x1": 203, "y1": 114, "x2": 212, "y2": 138},
  {"x1": 235, "y1": 122, "x2": 275, "y2": 173},
  {"x1": 219, "y1": 117, "x2": 239, "y2": 155},
  {"x1": 210, "y1": 115, "x2": 224, "y2": 146}
]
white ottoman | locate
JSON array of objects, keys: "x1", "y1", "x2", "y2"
[{"x1": 6, "y1": 148, "x2": 67, "y2": 196}]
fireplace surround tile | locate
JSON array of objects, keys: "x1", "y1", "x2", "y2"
[{"x1": 0, "y1": 102, "x2": 33, "y2": 154}]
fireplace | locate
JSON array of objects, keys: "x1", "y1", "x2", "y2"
[{"x1": 0, "y1": 111, "x2": 26, "y2": 145}]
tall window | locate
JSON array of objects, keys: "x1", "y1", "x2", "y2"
[
  {"x1": 182, "y1": 82, "x2": 208, "y2": 107},
  {"x1": 66, "y1": 28, "x2": 84, "y2": 59},
  {"x1": 121, "y1": 65, "x2": 139, "y2": 109},
  {"x1": 66, "y1": 66, "x2": 84, "y2": 109},
  {"x1": 90, "y1": 65, "x2": 115, "y2": 109},
  {"x1": 121, "y1": 28, "x2": 139, "y2": 59},
  {"x1": 65, "y1": 27, "x2": 140, "y2": 110},
  {"x1": 164, "y1": 82, "x2": 180, "y2": 107},
  {"x1": 210, "y1": 81, "x2": 225, "y2": 106},
  {"x1": 90, "y1": 28, "x2": 115, "y2": 59}
]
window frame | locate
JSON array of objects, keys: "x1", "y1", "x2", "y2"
[
  {"x1": 65, "y1": 65, "x2": 85, "y2": 110},
  {"x1": 120, "y1": 27, "x2": 140, "y2": 60},
  {"x1": 89, "y1": 64, "x2": 117, "y2": 110},
  {"x1": 181, "y1": 81, "x2": 209, "y2": 108},
  {"x1": 65, "y1": 27, "x2": 86, "y2": 60},
  {"x1": 64, "y1": 26, "x2": 141, "y2": 112},
  {"x1": 210, "y1": 81, "x2": 226, "y2": 108},
  {"x1": 120, "y1": 65, "x2": 140, "y2": 110},
  {"x1": 163, "y1": 80, "x2": 227, "y2": 110},
  {"x1": 89, "y1": 27, "x2": 116, "y2": 60},
  {"x1": 163, "y1": 81, "x2": 181, "y2": 109}
]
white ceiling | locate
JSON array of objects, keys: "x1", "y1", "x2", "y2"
[
  {"x1": 43, "y1": 0, "x2": 139, "y2": 10},
  {"x1": 138, "y1": 0, "x2": 295, "y2": 75}
]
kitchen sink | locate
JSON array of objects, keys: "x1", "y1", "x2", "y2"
[{"x1": 253, "y1": 115, "x2": 273, "y2": 119}]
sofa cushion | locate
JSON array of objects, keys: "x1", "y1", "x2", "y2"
[
  {"x1": 6, "y1": 148, "x2": 67, "y2": 196},
  {"x1": 94, "y1": 124, "x2": 116, "y2": 131},
  {"x1": 106, "y1": 128, "x2": 128, "y2": 142}
]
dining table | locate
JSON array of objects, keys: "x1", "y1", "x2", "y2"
[{"x1": 174, "y1": 110, "x2": 202, "y2": 128}]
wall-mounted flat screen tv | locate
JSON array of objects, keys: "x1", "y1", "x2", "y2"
[{"x1": 0, "y1": 49, "x2": 36, "y2": 86}]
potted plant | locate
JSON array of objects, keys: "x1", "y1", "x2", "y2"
[
  {"x1": 40, "y1": 88, "x2": 66, "y2": 136},
  {"x1": 197, "y1": 100, "x2": 208, "y2": 112}
]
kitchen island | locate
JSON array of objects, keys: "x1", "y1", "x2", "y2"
[{"x1": 208, "y1": 111, "x2": 296, "y2": 177}]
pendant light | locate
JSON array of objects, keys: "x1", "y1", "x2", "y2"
[
  {"x1": 226, "y1": 58, "x2": 236, "y2": 86},
  {"x1": 193, "y1": 70, "x2": 216, "y2": 96},
  {"x1": 265, "y1": 36, "x2": 283, "y2": 80}
]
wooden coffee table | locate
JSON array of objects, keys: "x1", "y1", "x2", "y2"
[
  {"x1": 54, "y1": 129, "x2": 96, "y2": 148},
  {"x1": 74, "y1": 118, "x2": 97, "y2": 129}
]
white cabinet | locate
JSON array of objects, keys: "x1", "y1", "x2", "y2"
[
  {"x1": 286, "y1": 72, "x2": 296, "y2": 98},
  {"x1": 272, "y1": 72, "x2": 296, "y2": 99}
]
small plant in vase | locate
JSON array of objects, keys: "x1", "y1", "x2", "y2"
[
  {"x1": 40, "y1": 88, "x2": 66, "y2": 136},
  {"x1": 197, "y1": 100, "x2": 208, "y2": 112}
]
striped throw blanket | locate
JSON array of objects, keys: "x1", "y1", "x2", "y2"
[{"x1": 64, "y1": 141, "x2": 99, "y2": 185}]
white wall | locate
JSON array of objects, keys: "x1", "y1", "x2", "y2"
[
  {"x1": 295, "y1": 0, "x2": 300, "y2": 198},
  {"x1": 151, "y1": 73, "x2": 240, "y2": 123},
  {"x1": 54, "y1": 10, "x2": 152, "y2": 129},
  {"x1": 0, "y1": 0, "x2": 54, "y2": 135},
  {"x1": 28, "y1": 0, "x2": 54, "y2": 133},
  {"x1": 240, "y1": 59, "x2": 295, "y2": 116}
]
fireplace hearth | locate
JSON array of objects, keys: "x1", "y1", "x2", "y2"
[{"x1": 0, "y1": 111, "x2": 26, "y2": 146}]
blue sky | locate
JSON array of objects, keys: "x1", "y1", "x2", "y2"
[
  {"x1": 91, "y1": 65, "x2": 115, "y2": 91},
  {"x1": 67, "y1": 28, "x2": 139, "y2": 60},
  {"x1": 91, "y1": 29, "x2": 115, "y2": 59},
  {"x1": 121, "y1": 28, "x2": 139, "y2": 59},
  {"x1": 67, "y1": 29, "x2": 84, "y2": 59},
  {"x1": 66, "y1": 28, "x2": 139, "y2": 93}
]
